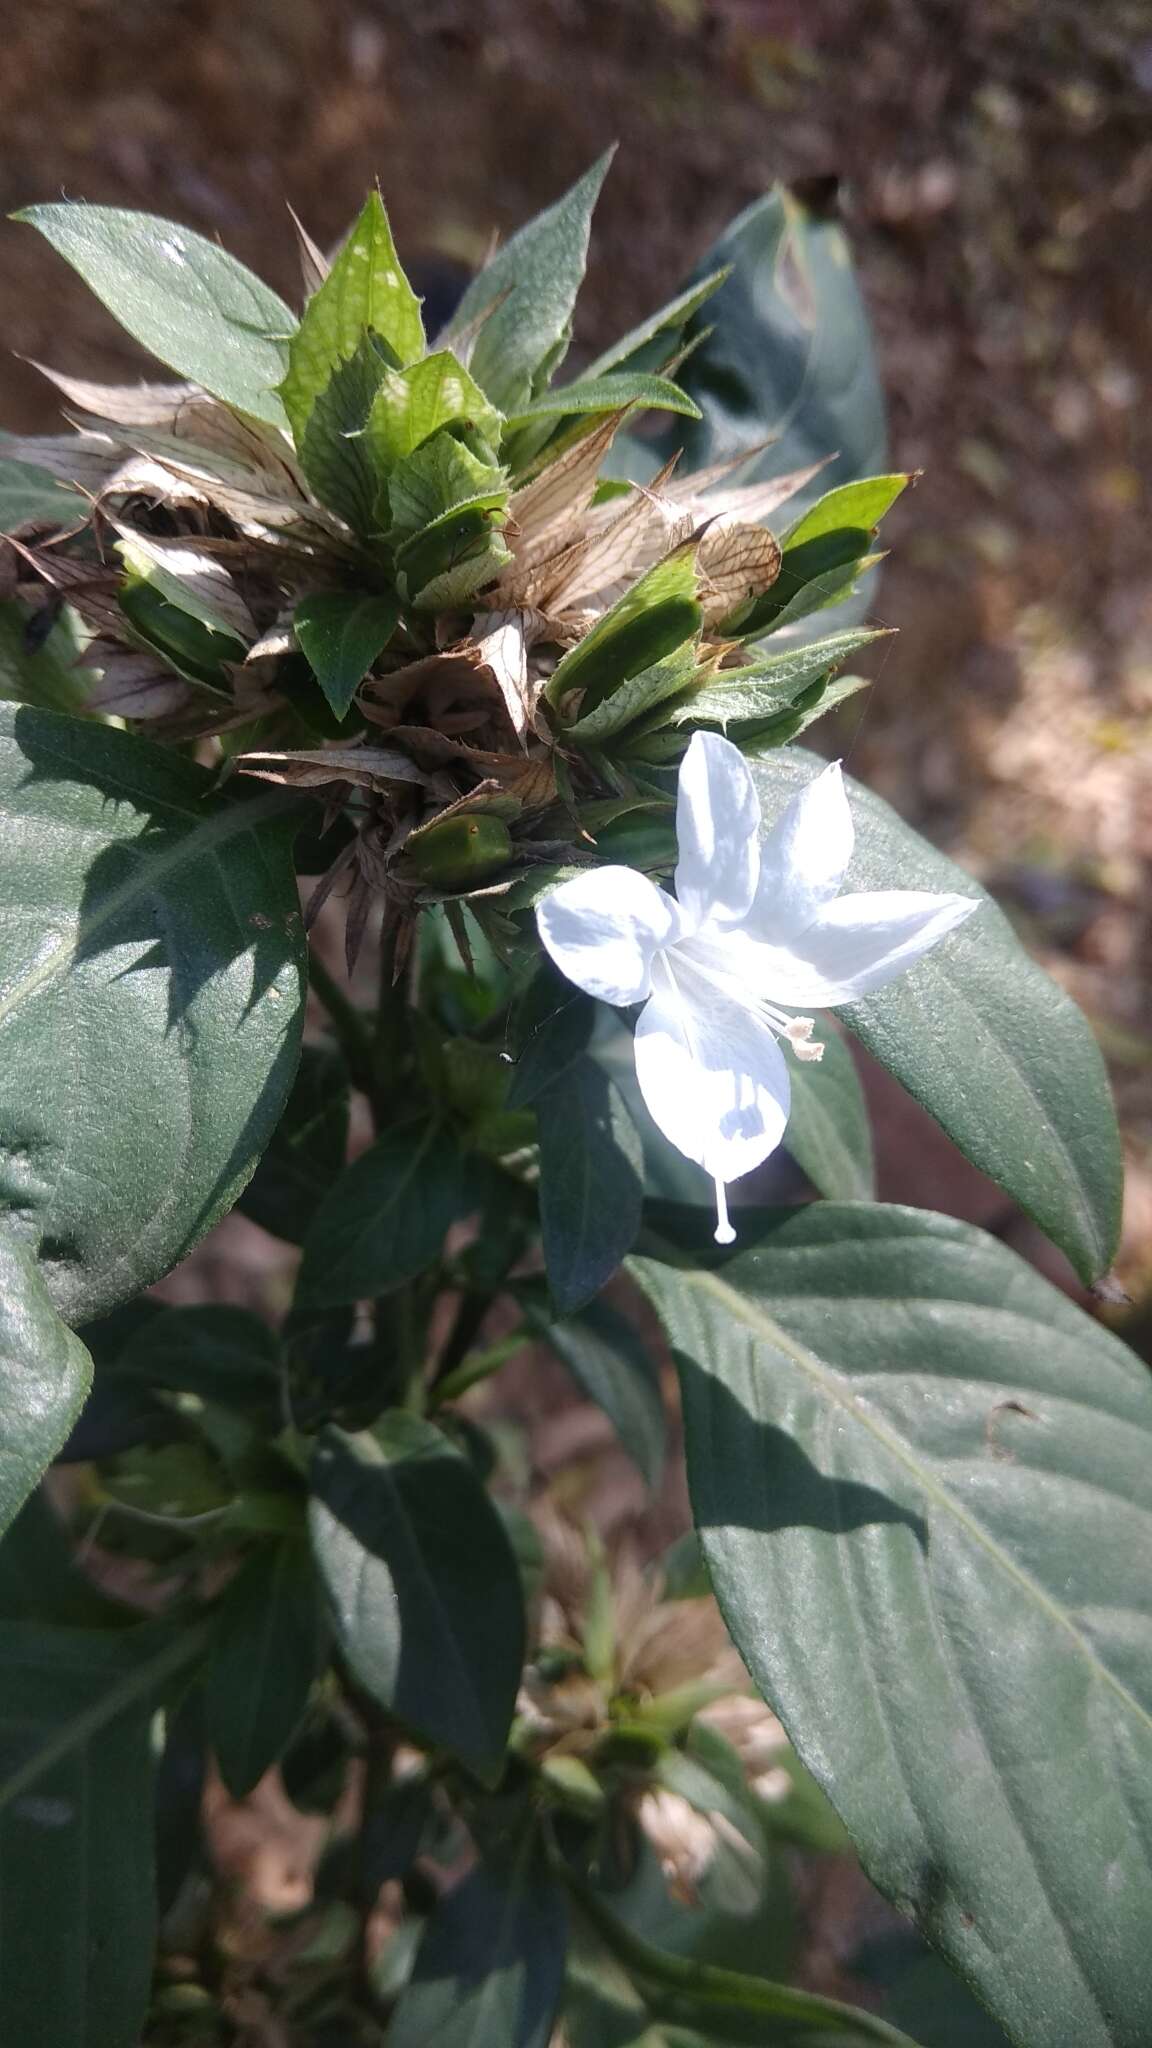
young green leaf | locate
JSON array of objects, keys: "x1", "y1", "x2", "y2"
[
  {"x1": 387, "y1": 431, "x2": 506, "y2": 542},
  {"x1": 308, "y1": 1419, "x2": 525, "y2": 1782},
  {"x1": 635, "y1": 1203, "x2": 1152, "y2": 2048},
  {"x1": 207, "y1": 1535, "x2": 326, "y2": 1798},
  {"x1": 545, "y1": 545, "x2": 701, "y2": 719},
  {"x1": 297, "y1": 335, "x2": 391, "y2": 533},
  {"x1": 296, "y1": 1121, "x2": 484, "y2": 1307},
  {"x1": 666, "y1": 627, "x2": 887, "y2": 730},
  {"x1": 294, "y1": 591, "x2": 399, "y2": 718},
  {"x1": 752, "y1": 749, "x2": 1122, "y2": 1281},
  {"x1": 744, "y1": 475, "x2": 910, "y2": 636},
  {"x1": 15, "y1": 204, "x2": 295, "y2": 426},
  {"x1": 366, "y1": 349, "x2": 503, "y2": 471},
  {"x1": 581, "y1": 267, "x2": 731, "y2": 382},
  {"x1": 446, "y1": 152, "x2": 615, "y2": 414},
  {"x1": 0, "y1": 1237, "x2": 92, "y2": 1538},
  {"x1": 536, "y1": 1055, "x2": 644, "y2": 1316},
  {"x1": 506, "y1": 371, "x2": 701, "y2": 427},
  {"x1": 280, "y1": 191, "x2": 424, "y2": 446},
  {"x1": 0, "y1": 706, "x2": 307, "y2": 1323}
]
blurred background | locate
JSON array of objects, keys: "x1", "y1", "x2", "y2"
[{"x1": 3, "y1": 1, "x2": 1150, "y2": 2030}]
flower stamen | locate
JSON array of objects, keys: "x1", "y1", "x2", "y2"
[
  {"x1": 713, "y1": 1178, "x2": 736, "y2": 1247},
  {"x1": 785, "y1": 1015, "x2": 825, "y2": 1063}
]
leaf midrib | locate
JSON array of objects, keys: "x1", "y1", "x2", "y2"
[{"x1": 684, "y1": 1263, "x2": 1152, "y2": 1741}]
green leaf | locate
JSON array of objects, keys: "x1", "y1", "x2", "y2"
[
  {"x1": 395, "y1": 494, "x2": 511, "y2": 609},
  {"x1": 546, "y1": 545, "x2": 701, "y2": 718},
  {"x1": 636, "y1": 1204, "x2": 1152, "y2": 2048},
  {"x1": 783, "y1": 1030, "x2": 874, "y2": 1202},
  {"x1": 280, "y1": 191, "x2": 424, "y2": 445},
  {"x1": 746, "y1": 477, "x2": 909, "y2": 637},
  {"x1": 109, "y1": 1302, "x2": 280, "y2": 1409},
  {"x1": 537, "y1": 1055, "x2": 644, "y2": 1316},
  {"x1": 644, "y1": 186, "x2": 887, "y2": 533},
  {"x1": 298, "y1": 335, "x2": 389, "y2": 533},
  {"x1": 566, "y1": 648, "x2": 702, "y2": 747},
  {"x1": 207, "y1": 1534, "x2": 325, "y2": 1797},
  {"x1": 752, "y1": 750, "x2": 1122, "y2": 1281},
  {"x1": 0, "y1": 1237, "x2": 92, "y2": 1538},
  {"x1": 667, "y1": 629, "x2": 885, "y2": 730},
  {"x1": 116, "y1": 528, "x2": 254, "y2": 644},
  {"x1": 519, "y1": 1284, "x2": 665, "y2": 1486},
  {"x1": 239, "y1": 1043, "x2": 350, "y2": 1244},
  {"x1": 0, "y1": 1619, "x2": 204, "y2": 2048},
  {"x1": 15, "y1": 203, "x2": 295, "y2": 427},
  {"x1": 447, "y1": 152, "x2": 615, "y2": 414},
  {"x1": 389, "y1": 1816, "x2": 568, "y2": 2048},
  {"x1": 0, "y1": 455, "x2": 84, "y2": 532},
  {"x1": 582, "y1": 268, "x2": 731, "y2": 382},
  {"x1": 297, "y1": 1120, "x2": 482, "y2": 1307},
  {"x1": 309, "y1": 1419, "x2": 525, "y2": 1782},
  {"x1": 0, "y1": 599, "x2": 88, "y2": 714},
  {"x1": 294, "y1": 591, "x2": 398, "y2": 718},
  {"x1": 744, "y1": 554, "x2": 883, "y2": 643},
  {"x1": 388, "y1": 431, "x2": 506, "y2": 541},
  {"x1": 507, "y1": 372, "x2": 701, "y2": 426},
  {"x1": 366, "y1": 349, "x2": 504, "y2": 471},
  {"x1": 0, "y1": 706, "x2": 307, "y2": 1323},
  {"x1": 506, "y1": 978, "x2": 596, "y2": 1111}
]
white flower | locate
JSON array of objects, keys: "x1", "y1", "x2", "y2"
[{"x1": 536, "y1": 732, "x2": 979, "y2": 1244}]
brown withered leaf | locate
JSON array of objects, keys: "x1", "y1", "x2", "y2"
[
  {"x1": 7, "y1": 542, "x2": 127, "y2": 639},
  {"x1": 288, "y1": 203, "x2": 330, "y2": 298},
  {"x1": 81, "y1": 651, "x2": 191, "y2": 720},
  {"x1": 112, "y1": 523, "x2": 258, "y2": 643},
  {"x1": 500, "y1": 412, "x2": 626, "y2": 575},
  {"x1": 1, "y1": 432, "x2": 122, "y2": 498},
  {"x1": 696, "y1": 520, "x2": 782, "y2": 627},
  {"x1": 238, "y1": 746, "x2": 447, "y2": 795},
  {"x1": 386, "y1": 724, "x2": 557, "y2": 807},
  {"x1": 544, "y1": 455, "x2": 683, "y2": 614},
  {"x1": 671, "y1": 456, "x2": 831, "y2": 526},
  {"x1": 470, "y1": 608, "x2": 551, "y2": 740}
]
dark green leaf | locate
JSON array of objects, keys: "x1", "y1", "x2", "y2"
[
  {"x1": 520, "y1": 1284, "x2": 665, "y2": 1486},
  {"x1": 752, "y1": 750, "x2": 1122, "y2": 1280},
  {"x1": 294, "y1": 591, "x2": 399, "y2": 718},
  {"x1": 746, "y1": 476, "x2": 909, "y2": 638},
  {"x1": 582, "y1": 269, "x2": 731, "y2": 382},
  {"x1": 645, "y1": 186, "x2": 886, "y2": 532},
  {"x1": 0, "y1": 1619, "x2": 205, "y2": 2048},
  {"x1": 0, "y1": 1492, "x2": 127, "y2": 1627},
  {"x1": 207, "y1": 1534, "x2": 325, "y2": 1797},
  {"x1": 506, "y1": 979, "x2": 596, "y2": 1111},
  {"x1": 0, "y1": 600, "x2": 89, "y2": 714},
  {"x1": 667, "y1": 629, "x2": 885, "y2": 730},
  {"x1": 297, "y1": 1121, "x2": 482, "y2": 1306},
  {"x1": 280, "y1": 191, "x2": 424, "y2": 445},
  {"x1": 447, "y1": 152, "x2": 614, "y2": 414},
  {"x1": 636, "y1": 1204, "x2": 1152, "y2": 2048},
  {"x1": 0, "y1": 1237, "x2": 92, "y2": 1536},
  {"x1": 389, "y1": 1817, "x2": 567, "y2": 2048},
  {"x1": 239, "y1": 1043, "x2": 351, "y2": 1243},
  {"x1": 508, "y1": 372, "x2": 701, "y2": 426},
  {"x1": 546, "y1": 545, "x2": 701, "y2": 718},
  {"x1": 784, "y1": 1029, "x2": 874, "y2": 1202},
  {"x1": 0, "y1": 706, "x2": 307, "y2": 1322},
  {"x1": 537, "y1": 1055, "x2": 644, "y2": 1316},
  {"x1": 109, "y1": 1304, "x2": 280, "y2": 1416},
  {"x1": 298, "y1": 335, "x2": 389, "y2": 532},
  {"x1": 308, "y1": 1420, "x2": 525, "y2": 1782},
  {"x1": 15, "y1": 204, "x2": 294, "y2": 426}
]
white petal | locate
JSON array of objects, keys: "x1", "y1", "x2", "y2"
[
  {"x1": 633, "y1": 955, "x2": 790, "y2": 1182},
  {"x1": 675, "y1": 731, "x2": 761, "y2": 934},
  {"x1": 727, "y1": 889, "x2": 980, "y2": 1006},
  {"x1": 745, "y1": 760, "x2": 854, "y2": 944},
  {"x1": 536, "y1": 867, "x2": 680, "y2": 1007}
]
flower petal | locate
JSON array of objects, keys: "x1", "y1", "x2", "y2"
[
  {"x1": 675, "y1": 731, "x2": 761, "y2": 934},
  {"x1": 745, "y1": 760, "x2": 854, "y2": 944},
  {"x1": 727, "y1": 888, "x2": 980, "y2": 1006},
  {"x1": 536, "y1": 866, "x2": 680, "y2": 1006},
  {"x1": 633, "y1": 955, "x2": 790, "y2": 1182}
]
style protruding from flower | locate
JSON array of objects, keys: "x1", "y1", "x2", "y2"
[{"x1": 537, "y1": 733, "x2": 980, "y2": 1243}]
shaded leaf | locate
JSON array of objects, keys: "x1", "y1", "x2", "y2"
[
  {"x1": 583, "y1": 268, "x2": 731, "y2": 382},
  {"x1": 0, "y1": 455, "x2": 84, "y2": 532},
  {"x1": 297, "y1": 1121, "x2": 484, "y2": 1306},
  {"x1": 0, "y1": 1237, "x2": 93, "y2": 1538},
  {"x1": 0, "y1": 599, "x2": 88, "y2": 715},
  {"x1": 239, "y1": 1043, "x2": 351, "y2": 1244},
  {"x1": 0, "y1": 706, "x2": 307, "y2": 1323},
  {"x1": 207, "y1": 1534, "x2": 326, "y2": 1797},
  {"x1": 294, "y1": 590, "x2": 399, "y2": 718},
  {"x1": 519, "y1": 1282, "x2": 665, "y2": 1486},
  {"x1": 537, "y1": 1055, "x2": 644, "y2": 1316},
  {"x1": 637, "y1": 1204, "x2": 1152, "y2": 2048},
  {"x1": 547, "y1": 544, "x2": 701, "y2": 718},
  {"x1": 752, "y1": 750, "x2": 1122, "y2": 1281},
  {"x1": 16, "y1": 204, "x2": 295, "y2": 426},
  {"x1": 783, "y1": 1029, "x2": 874, "y2": 1202},
  {"x1": 309, "y1": 1420, "x2": 525, "y2": 1781}
]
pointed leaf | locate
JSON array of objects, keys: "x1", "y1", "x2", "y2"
[
  {"x1": 308, "y1": 1419, "x2": 525, "y2": 1781},
  {"x1": 366, "y1": 349, "x2": 503, "y2": 471},
  {"x1": 637, "y1": 1205, "x2": 1152, "y2": 2048},
  {"x1": 583, "y1": 268, "x2": 731, "y2": 382},
  {"x1": 507, "y1": 372, "x2": 701, "y2": 426},
  {"x1": 0, "y1": 706, "x2": 307, "y2": 1323},
  {"x1": 0, "y1": 1237, "x2": 92, "y2": 1536},
  {"x1": 294, "y1": 590, "x2": 398, "y2": 718},
  {"x1": 297, "y1": 1121, "x2": 483, "y2": 1306},
  {"x1": 297, "y1": 334, "x2": 390, "y2": 532},
  {"x1": 546, "y1": 545, "x2": 701, "y2": 717},
  {"x1": 447, "y1": 152, "x2": 614, "y2": 414},
  {"x1": 15, "y1": 204, "x2": 294, "y2": 426},
  {"x1": 207, "y1": 1534, "x2": 326, "y2": 1797},
  {"x1": 751, "y1": 750, "x2": 1122, "y2": 1281},
  {"x1": 537, "y1": 1055, "x2": 644, "y2": 1316},
  {"x1": 520, "y1": 1284, "x2": 665, "y2": 1486},
  {"x1": 280, "y1": 191, "x2": 424, "y2": 444},
  {"x1": 746, "y1": 477, "x2": 909, "y2": 636},
  {"x1": 668, "y1": 629, "x2": 886, "y2": 729}
]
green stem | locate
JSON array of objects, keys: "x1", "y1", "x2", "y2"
[{"x1": 308, "y1": 947, "x2": 374, "y2": 1095}]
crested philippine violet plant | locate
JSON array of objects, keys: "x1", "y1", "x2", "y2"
[{"x1": 0, "y1": 157, "x2": 1147, "y2": 2048}]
